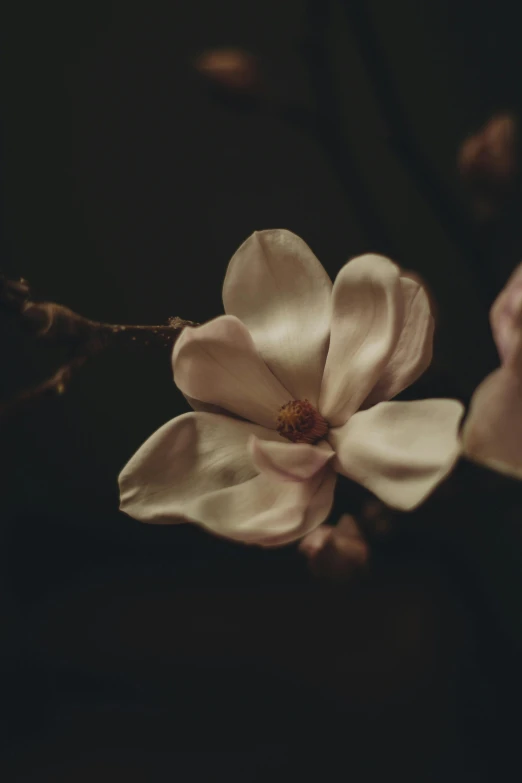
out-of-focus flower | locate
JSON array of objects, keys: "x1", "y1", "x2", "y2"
[
  {"x1": 299, "y1": 514, "x2": 369, "y2": 581},
  {"x1": 463, "y1": 263, "x2": 522, "y2": 477},
  {"x1": 458, "y1": 113, "x2": 518, "y2": 219},
  {"x1": 194, "y1": 48, "x2": 261, "y2": 95},
  {"x1": 119, "y1": 230, "x2": 463, "y2": 546}
]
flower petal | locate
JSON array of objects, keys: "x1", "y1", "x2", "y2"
[
  {"x1": 248, "y1": 435, "x2": 334, "y2": 482},
  {"x1": 173, "y1": 315, "x2": 291, "y2": 429},
  {"x1": 490, "y1": 263, "x2": 522, "y2": 364},
  {"x1": 195, "y1": 467, "x2": 337, "y2": 546},
  {"x1": 319, "y1": 254, "x2": 403, "y2": 426},
  {"x1": 363, "y1": 275, "x2": 434, "y2": 406},
  {"x1": 119, "y1": 412, "x2": 271, "y2": 523},
  {"x1": 329, "y1": 399, "x2": 464, "y2": 510},
  {"x1": 119, "y1": 411, "x2": 336, "y2": 546},
  {"x1": 182, "y1": 394, "x2": 229, "y2": 416},
  {"x1": 223, "y1": 229, "x2": 332, "y2": 404},
  {"x1": 462, "y1": 367, "x2": 522, "y2": 479}
]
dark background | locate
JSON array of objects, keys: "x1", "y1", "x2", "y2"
[{"x1": 2, "y1": 1, "x2": 522, "y2": 780}]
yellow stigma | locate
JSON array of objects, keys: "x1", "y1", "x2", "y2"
[{"x1": 276, "y1": 399, "x2": 329, "y2": 444}]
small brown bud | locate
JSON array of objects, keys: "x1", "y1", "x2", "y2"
[
  {"x1": 194, "y1": 48, "x2": 261, "y2": 95},
  {"x1": 299, "y1": 514, "x2": 369, "y2": 583},
  {"x1": 458, "y1": 113, "x2": 518, "y2": 219}
]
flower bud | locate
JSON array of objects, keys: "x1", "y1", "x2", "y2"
[
  {"x1": 194, "y1": 48, "x2": 261, "y2": 95},
  {"x1": 299, "y1": 515, "x2": 369, "y2": 583},
  {"x1": 458, "y1": 113, "x2": 518, "y2": 219}
]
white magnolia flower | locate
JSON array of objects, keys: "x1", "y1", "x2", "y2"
[
  {"x1": 119, "y1": 230, "x2": 464, "y2": 546},
  {"x1": 463, "y1": 263, "x2": 522, "y2": 478}
]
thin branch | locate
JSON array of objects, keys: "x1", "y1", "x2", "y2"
[{"x1": 0, "y1": 275, "x2": 195, "y2": 414}]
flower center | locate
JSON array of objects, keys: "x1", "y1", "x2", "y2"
[{"x1": 276, "y1": 399, "x2": 329, "y2": 444}]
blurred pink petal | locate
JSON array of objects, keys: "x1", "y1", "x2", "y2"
[
  {"x1": 463, "y1": 263, "x2": 522, "y2": 478},
  {"x1": 490, "y1": 263, "x2": 522, "y2": 364},
  {"x1": 462, "y1": 367, "x2": 522, "y2": 479}
]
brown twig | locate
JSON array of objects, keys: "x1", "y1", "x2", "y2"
[{"x1": 0, "y1": 275, "x2": 195, "y2": 414}]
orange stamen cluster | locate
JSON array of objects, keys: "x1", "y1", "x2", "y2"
[{"x1": 276, "y1": 399, "x2": 329, "y2": 444}]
